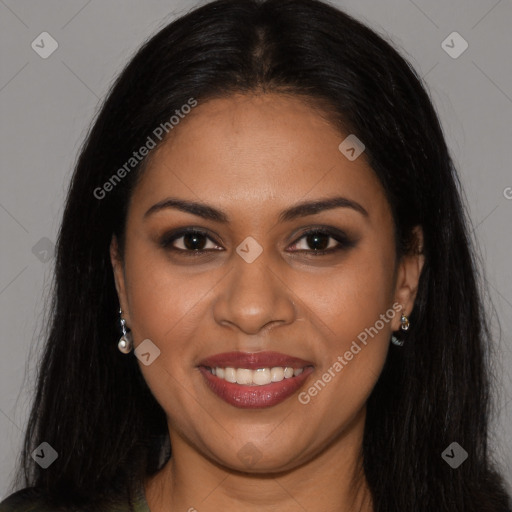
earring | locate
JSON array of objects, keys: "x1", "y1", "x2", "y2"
[
  {"x1": 400, "y1": 310, "x2": 410, "y2": 331},
  {"x1": 391, "y1": 307, "x2": 410, "y2": 346},
  {"x1": 118, "y1": 307, "x2": 133, "y2": 354}
]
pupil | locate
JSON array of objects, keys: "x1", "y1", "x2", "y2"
[
  {"x1": 307, "y1": 232, "x2": 328, "y2": 251},
  {"x1": 184, "y1": 232, "x2": 206, "y2": 250}
]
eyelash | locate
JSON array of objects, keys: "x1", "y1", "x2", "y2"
[{"x1": 159, "y1": 227, "x2": 356, "y2": 257}]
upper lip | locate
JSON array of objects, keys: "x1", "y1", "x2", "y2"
[{"x1": 198, "y1": 351, "x2": 314, "y2": 370}]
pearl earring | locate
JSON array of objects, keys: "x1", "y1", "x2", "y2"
[{"x1": 118, "y1": 308, "x2": 133, "y2": 354}]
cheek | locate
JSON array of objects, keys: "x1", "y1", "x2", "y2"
[
  {"x1": 293, "y1": 239, "x2": 395, "y2": 408},
  {"x1": 121, "y1": 248, "x2": 212, "y2": 413},
  {"x1": 123, "y1": 239, "x2": 207, "y2": 342},
  {"x1": 122, "y1": 249, "x2": 207, "y2": 424},
  {"x1": 295, "y1": 236, "x2": 396, "y2": 345}
]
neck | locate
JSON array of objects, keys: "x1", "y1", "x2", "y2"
[{"x1": 144, "y1": 408, "x2": 373, "y2": 512}]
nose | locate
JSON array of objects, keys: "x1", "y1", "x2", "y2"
[{"x1": 212, "y1": 254, "x2": 297, "y2": 335}]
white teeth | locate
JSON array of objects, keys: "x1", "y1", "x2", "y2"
[
  {"x1": 210, "y1": 366, "x2": 307, "y2": 386},
  {"x1": 253, "y1": 368, "x2": 271, "y2": 385},
  {"x1": 236, "y1": 368, "x2": 253, "y2": 385},
  {"x1": 224, "y1": 367, "x2": 237, "y2": 383},
  {"x1": 271, "y1": 367, "x2": 284, "y2": 382}
]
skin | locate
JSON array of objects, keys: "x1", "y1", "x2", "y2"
[{"x1": 110, "y1": 93, "x2": 424, "y2": 512}]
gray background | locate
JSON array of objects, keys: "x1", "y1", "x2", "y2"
[{"x1": 1, "y1": 0, "x2": 511, "y2": 499}]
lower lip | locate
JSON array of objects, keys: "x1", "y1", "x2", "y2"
[{"x1": 198, "y1": 366, "x2": 314, "y2": 409}]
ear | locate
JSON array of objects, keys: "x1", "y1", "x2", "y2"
[
  {"x1": 110, "y1": 235, "x2": 131, "y2": 325},
  {"x1": 392, "y1": 225, "x2": 425, "y2": 330}
]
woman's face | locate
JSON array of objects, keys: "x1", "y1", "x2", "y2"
[{"x1": 111, "y1": 93, "x2": 422, "y2": 473}]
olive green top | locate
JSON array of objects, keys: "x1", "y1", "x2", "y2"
[{"x1": 0, "y1": 480, "x2": 151, "y2": 512}]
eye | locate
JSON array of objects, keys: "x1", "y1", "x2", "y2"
[
  {"x1": 159, "y1": 228, "x2": 222, "y2": 256},
  {"x1": 159, "y1": 226, "x2": 356, "y2": 257},
  {"x1": 288, "y1": 228, "x2": 355, "y2": 256}
]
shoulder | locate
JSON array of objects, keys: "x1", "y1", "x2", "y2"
[{"x1": 0, "y1": 488, "x2": 53, "y2": 512}]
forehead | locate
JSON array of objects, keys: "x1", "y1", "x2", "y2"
[{"x1": 131, "y1": 93, "x2": 389, "y2": 224}]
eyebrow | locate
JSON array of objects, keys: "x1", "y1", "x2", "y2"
[{"x1": 144, "y1": 196, "x2": 369, "y2": 223}]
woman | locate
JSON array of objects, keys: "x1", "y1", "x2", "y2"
[{"x1": 1, "y1": 0, "x2": 510, "y2": 510}]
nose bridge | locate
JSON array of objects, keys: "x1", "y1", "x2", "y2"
[{"x1": 212, "y1": 248, "x2": 296, "y2": 334}]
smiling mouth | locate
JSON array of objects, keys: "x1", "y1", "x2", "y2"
[
  {"x1": 198, "y1": 364, "x2": 315, "y2": 409},
  {"x1": 202, "y1": 365, "x2": 312, "y2": 386}
]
